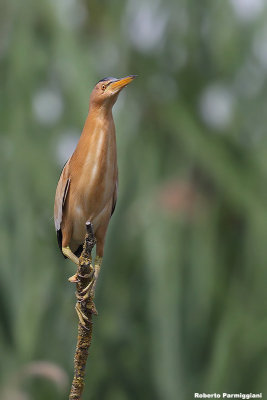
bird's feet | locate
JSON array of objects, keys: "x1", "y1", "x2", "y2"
[
  {"x1": 76, "y1": 257, "x2": 102, "y2": 302},
  {"x1": 76, "y1": 273, "x2": 95, "y2": 302},
  {"x1": 76, "y1": 257, "x2": 102, "y2": 326},
  {"x1": 75, "y1": 300, "x2": 98, "y2": 328},
  {"x1": 71, "y1": 257, "x2": 102, "y2": 327},
  {"x1": 74, "y1": 273, "x2": 98, "y2": 327},
  {"x1": 68, "y1": 269, "x2": 91, "y2": 283},
  {"x1": 68, "y1": 252, "x2": 102, "y2": 326},
  {"x1": 68, "y1": 273, "x2": 78, "y2": 283}
]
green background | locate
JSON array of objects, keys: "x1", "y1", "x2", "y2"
[{"x1": 1, "y1": 0, "x2": 267, "y2": 399}]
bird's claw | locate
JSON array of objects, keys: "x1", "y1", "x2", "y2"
[
  {"x1": 75, "y1": 268, "x2": 96, "y2": 302},
  {"x1": 75, "y1": 300, "x2": 98, "y2": 328},
  {"x1": 72, "y1": 256, "x2": 102, "y2": 324},
  {"x1": 68, "y1": 264, "x2": 94, "y2": 284},
  {"x1": 86, "y1": 301, "x2": 98, "y2": 316},
  {"x1": 75, "y1": 303, "x2": 90, "y2": 328},
  {"x1": 81, "y1": 279, "x2": 95, "y2": 295},
  {"x1": 68, "y1": 273, "x2": 79, "y2": 283}
]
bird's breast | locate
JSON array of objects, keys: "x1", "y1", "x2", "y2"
[{"x1": 69, "y1": 118, "x2": 117, "y2": 236}]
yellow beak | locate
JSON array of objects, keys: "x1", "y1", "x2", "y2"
[{"x1": 109, "y1": 75, "x2": 137, "y2": 91}]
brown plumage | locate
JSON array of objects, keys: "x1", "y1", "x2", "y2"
[{"x1": 54, "y1": 75, "x2": 136, "y2": 275}]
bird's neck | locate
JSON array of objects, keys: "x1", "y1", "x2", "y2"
[
  {"x1": 88, "y1": 103, "x2": 113, "y2": 122},
  {"x1": 83, "y1": 105, "x2": 114, "y2": 136},
  {"x1": 76, "y1": 105, "x2": 115, "y2": 154},
  {"x1": 70, "y1": 104, "x2": 117, "y2": 178}
]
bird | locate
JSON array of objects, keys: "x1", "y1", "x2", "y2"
[{"x1": 54, "y1": 75, "x2": 136, "y2": 300}]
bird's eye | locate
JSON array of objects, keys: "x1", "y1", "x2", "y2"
[{"x1": 101, "y1": 84, "x2": 106, "y2": 91}]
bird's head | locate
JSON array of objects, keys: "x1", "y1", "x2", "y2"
[{"x1": 89, "y1": 75, "x2": 137, "y2": 110}]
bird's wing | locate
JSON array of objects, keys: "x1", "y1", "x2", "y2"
[
  {"x1": 111, "y1": 178, "x2": 118, "y2": 217},
  {"x1": 54, "y1": 160, "x2": 71, "y2": 231}
]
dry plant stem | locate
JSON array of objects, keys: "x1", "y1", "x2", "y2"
[{"x1": 69, "y1": 222, "x2": 97, "y2": 400}]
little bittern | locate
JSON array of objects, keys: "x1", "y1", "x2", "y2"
[{"x1": 54, "y1": 75, "x2": 136, "y2": 314}]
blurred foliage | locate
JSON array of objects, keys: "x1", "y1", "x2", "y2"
[{"x1": 1, "y1": 0, "x2": 267, "y2": 399}]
